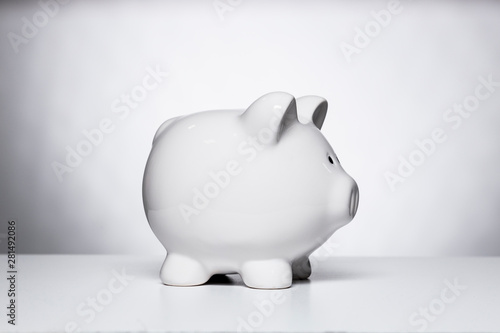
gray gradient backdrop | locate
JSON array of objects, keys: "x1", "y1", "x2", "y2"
[{"x1": 0, "y1": 0, "x2": 499, "y2": 255}]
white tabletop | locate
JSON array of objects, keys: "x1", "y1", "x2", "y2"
[{"x1": 1, "y1": 255, "x2": 499, "y2": 332}]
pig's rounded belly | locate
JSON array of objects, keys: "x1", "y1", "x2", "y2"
[{"x1": 146, "y1": 205, "x2": 331, "y2": 263}]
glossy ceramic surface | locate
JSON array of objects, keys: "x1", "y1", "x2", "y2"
[{"x1": 143, "y1": 92, "x2": 359, "y2": 289}]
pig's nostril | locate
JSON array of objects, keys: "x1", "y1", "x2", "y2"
[{"x1": 349, "y1": 186, "x2": 359, "y2": 217}]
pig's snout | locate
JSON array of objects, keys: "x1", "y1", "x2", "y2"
[{"x1": 349, "y1": 182, "x2": 359, "y2": 218}]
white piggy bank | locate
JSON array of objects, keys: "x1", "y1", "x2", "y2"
[{"x1": 143, "y1": 92, "x2": 359, "y2": 289}]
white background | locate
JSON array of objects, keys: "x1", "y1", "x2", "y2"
[{"x1": 0, "y1": 0, "x2": 499, "y2": 256}]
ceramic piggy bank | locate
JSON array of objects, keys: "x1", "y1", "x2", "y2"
[{"x1": 143, "y1": 92, "x2": 359, "y2": 289}]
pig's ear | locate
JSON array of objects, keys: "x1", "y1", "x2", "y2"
[
  {"x1": 297, "y1": 96, "x2": 327, "y2": 130},
  {"x1": 240, "y1": 92, "x2": 298, "y2": 142}
]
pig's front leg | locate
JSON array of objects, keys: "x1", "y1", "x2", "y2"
[{"x1": 240, "y1": 259, "x2": 292, "y2": 289}]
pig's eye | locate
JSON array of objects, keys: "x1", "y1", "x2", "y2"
[{"x1": 328, "y1": 155, "x2": 334, "y2": 164}]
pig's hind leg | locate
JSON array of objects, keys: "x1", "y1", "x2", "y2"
[
  {"x1": 292, "y1": 256, "x2": 312, "y2": 280},
  {"x1": 240, "y1": 259, "x2": 292, "y2": 289},
  {"x1": 160, "y1": 253, "x2": 211, "y2": 286}
]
